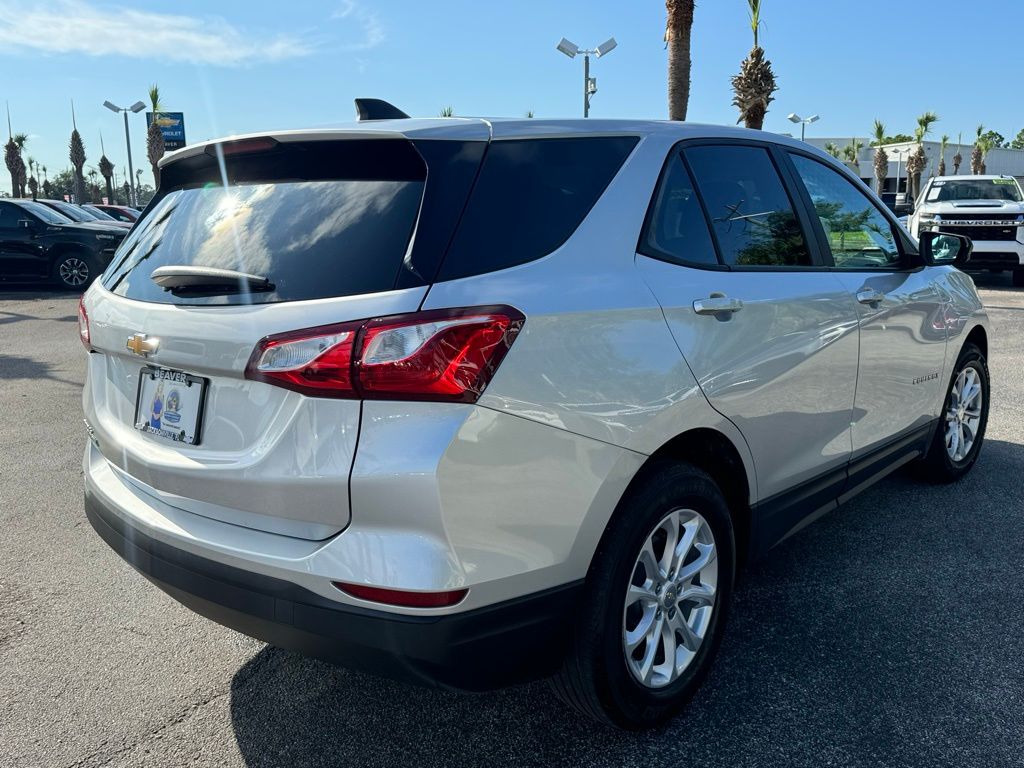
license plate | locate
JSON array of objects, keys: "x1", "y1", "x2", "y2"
[{"x1": 134, "y1": 366, "x2": 207, "y2": 445}]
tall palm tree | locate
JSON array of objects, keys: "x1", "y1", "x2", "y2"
[
  {"x1": 146, "y1": 84, "x2": 166, "y2": 188},
  {"x1": 906, "y1": 111, "x2": 938, "y2": 201},
  {"x1": 970, "y1": 125, "x2": 984, "y2": 175},
  {"x1": 12, "y1": 132, "x2": 28, "y2": 197},
  {"x1": 937, "y1": 135, "x2": 949, "y2": 176},
  {"x1": 824, "y1": 142, "x2": 841, "y2": 159},
  {"x1": 69, "y1": 113, "x2": 87, "y2": 204},
  {"x1": 952, "y1": 132, "x2": 962, "y2": 175},
  {"x1": 872, "y1": 120, "x2": 888, "y2": 195},
  {"x1": 665, "y1": 0, "x2": 696, "y2": 120},
  {"x1": 438, "y1": 106, "x2": 455, "y2": 117},
  {"x1": 731, "y1": 0, "x2": 777, "y2": 130}
]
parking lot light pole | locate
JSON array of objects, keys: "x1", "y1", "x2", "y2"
[
  {"x1": 556, "y1": 37, "x2": 617, "y2": 118},
  {"x1": 787, "y1": 112, "x2": 819, "y2": 141},
  {"x1": 103, "y1": 100, "x2": 145, "y2": 206}
]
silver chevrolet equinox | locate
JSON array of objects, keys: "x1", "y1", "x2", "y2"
[{"x1": 81, "y1": 102, "x2": 991, "y2": 729}]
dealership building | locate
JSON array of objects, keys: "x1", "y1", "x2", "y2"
[{"x1": 799, "y1": 137, "x2": 1024, "y2": 195}]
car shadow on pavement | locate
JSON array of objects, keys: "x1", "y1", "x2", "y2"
[
  {"x1": 229, "y1": 439, "x2": 1024, "y2": 768},
  {"x1": 0, "y1": 353, "x2": 81, "y2": 387}
]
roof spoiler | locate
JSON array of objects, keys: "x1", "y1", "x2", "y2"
[{"x1": 354, "y1": 98, "x2": 410, "y2": 121}]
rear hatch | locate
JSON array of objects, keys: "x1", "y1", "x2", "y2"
[{"x1": 83, "y1": 131, "x2": 487, "y2": 539}]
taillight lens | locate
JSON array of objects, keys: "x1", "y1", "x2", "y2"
[
  {"x1": 247, "y1": 322, "x2": 361, "y2": 397},
  {"x1": 245, "y1": 306, "x2": 524, "y2": 402},
  {"x1": 78, "y1": 296, "x2": 91, "y2": 349}
]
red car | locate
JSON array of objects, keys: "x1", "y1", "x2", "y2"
[{"x1": 84, "y1": 204, "x2": 139, "y2": 223}]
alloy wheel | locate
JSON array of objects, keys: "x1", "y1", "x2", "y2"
[
  {"x1": 945, "y1": 366, "x2": 983, "y2": 462},
  {"x1": 59, "y1": 257, "x2": 90, "y2": 287},
  {"x1": 623, "y1": 508, "x2": 718, "y2": 689}
]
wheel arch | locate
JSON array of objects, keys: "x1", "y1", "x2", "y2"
[
  {"x1": 592, "y1": 428, "x2": 754, "y2": 572},
  {"x1": 963, "y1": 324, "x2": 987, "y2": 359}
]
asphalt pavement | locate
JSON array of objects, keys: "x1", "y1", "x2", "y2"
[{"x1": 1, "y1": 274, "x2": 1023, "y2": 768}]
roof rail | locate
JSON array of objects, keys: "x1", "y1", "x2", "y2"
[{"x1": 354, "y1": 98, "x2": 410, "y2": 121}]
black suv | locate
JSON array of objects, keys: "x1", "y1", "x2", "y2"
[{"x1": 0, "y1": 199, "x2": 126, "y2": 289}]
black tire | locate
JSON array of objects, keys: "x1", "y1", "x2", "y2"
[
  {"x1": 1012, "y1": 269, "x2": 1024, "y2": 288},
  {"x1": 550, "y1": 461, "x2": 735, "y2": 729},
  {"x1": 52, "y1": 252, "x2": 98, "y2": 291},
  {"x1": 918, "y1": 342, "x2": 989, "y2": 483}
]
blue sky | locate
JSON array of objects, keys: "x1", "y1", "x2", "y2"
[{"x1": 1, "y1": 0, "x2": 1014, "y2": 193}]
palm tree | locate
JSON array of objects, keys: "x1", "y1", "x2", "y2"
[
  {"x1": 952, "y1": 132, "x2": 962, "y2": 175},
  {"x1": 525, "y1": 110, "x2": 535, "y2": 118},
  {"x1": 976, "y1": 135, "x2": 992, "y2": 174},
  {"x1": 69, "y1": 110, "x2": 87, "y2": 204},
  {"x1": 5, "y1": 136, "x2": 20, "y2": 197},
  {"x1": 906, "y1": 112, "x2": 938, "y2": 201},
  {"x1": 731, "y1": 0, "x2": 777, "y2": 130},
  {"x1": 842, "y1": 137, "x2": 864, "y2": 174},
  {"x1": 99, "y1": 154, "x2": 115, "y2": 204},
  {"x1": 665, "y1": 0, "x2": 696, "y2": 120},
  {"x1": 872, "y1": 120, "x2": 888, "y2": 195},
  {"x1": 438, "y1": 106, "x2": 455, "y2": 117},
  {"x1": 26, "y1": 156, "x2": 37, "y2": 198},
  {"x1": 12, "y1": 132, "x2": 28, "y2": 197},
  {"x1": 824, "y1": 142, "x2": 841, "y2": 159},
  {"x1": 937, "y1": 135, "x2": 949, "y2": 176},
  {"x1": 146, "y1": 84, "x2": 166, "y2": 188},
  {"x1": 970, "y1": 125, "x2": 984, "y2": 175}
]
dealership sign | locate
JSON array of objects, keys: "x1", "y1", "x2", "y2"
[{"x1": 146, "y1": 111, "x2": 187, "y2": 150}]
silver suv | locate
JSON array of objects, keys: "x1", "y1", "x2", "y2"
[{"x1": 80, "y1": 109, "x2": 991, "y2": 729}]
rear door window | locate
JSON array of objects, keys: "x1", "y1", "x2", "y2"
[
  {"x1": 639, "y1": 153, "x2": 719, "y2": 267},
  {"x1": 685, "y1": 145, "x2": 812, "y2": 268},
  {"x1": 437, "y1": 136, "x2": 638, "y2": 281}
]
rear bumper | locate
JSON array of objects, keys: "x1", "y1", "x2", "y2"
[{"x1": 85, "y1": 489, "x2": 581, "y2": 691}]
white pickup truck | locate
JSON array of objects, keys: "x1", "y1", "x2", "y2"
[{"x1": 910, "y1": 175, "x2": 1024, "y2": 286}]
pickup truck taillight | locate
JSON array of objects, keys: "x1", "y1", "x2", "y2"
[{"x1": 245, "y1": 306, "x2": 525, "y2": 402}]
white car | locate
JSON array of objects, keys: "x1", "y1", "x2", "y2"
[
  {"x1": 911, "y1": 175, "x2": 1024, "y2": 286},
  {"x1": 81, "y1": 105, "x2": 990, "y2": 728}
]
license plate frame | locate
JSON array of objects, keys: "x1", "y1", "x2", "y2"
[{"x1": 134, "y1": 365, "x2": 208, "y2": 446}]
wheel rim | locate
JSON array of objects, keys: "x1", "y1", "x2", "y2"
[
  {"x1": 945, "y1": 365, "x2": 983, "y2": 462},
  {"x1": 623, "y1": 508, "x2": 718, "y2": 689},
  {"x1": 59, "y1": 257, "x2": 89, "y2": 287}
]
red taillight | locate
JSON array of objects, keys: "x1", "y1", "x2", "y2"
[
  {"x1": 245, "y1": 306, "x2": 524, "y2": 402},
  {"x1": 333, "y1": 582, "x2": 469, "y2": 608},
  {"x1": 78, "y1": 296, "x2": 91, "y2": 349}
]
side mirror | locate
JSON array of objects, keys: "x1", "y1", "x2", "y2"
[{"x1": 920, "y1": 230, "x2": 972, "y2": 267}]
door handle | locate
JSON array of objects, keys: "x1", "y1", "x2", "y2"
[
  {"x1": 693, "y1": 295, "x2": 744, "y2": 316},
  {"x1": 856, "y1": 288, "x2": 884, "y2": 306}
]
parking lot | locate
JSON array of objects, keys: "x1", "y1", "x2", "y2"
[{"x1": 1, "y1": 275, "x2": 1023, "y2": 768}]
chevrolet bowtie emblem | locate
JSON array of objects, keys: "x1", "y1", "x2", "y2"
[{"x1": 126, "y1": 333, "x2": 159, "y2": 357}]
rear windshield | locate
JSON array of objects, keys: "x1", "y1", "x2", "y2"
[{"x1": 102, "y1": 142, "x2": 426, "y2": 305}]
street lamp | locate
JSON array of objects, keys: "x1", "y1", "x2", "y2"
[
  {"x1": 889, "y1": 146, "x2": 911, "y2": 198},
  {"x1": 556, "y1": 36, "x2": 617, "y2": 118},
  {"x1": 103, "y1": 99, "x2": 145, "y2": 206},
  {"x1": 787, "y1": 112, "x2": 819, "y2": 141}
]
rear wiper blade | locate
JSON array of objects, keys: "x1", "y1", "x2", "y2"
[{"x1": 150, "y1": 265, "x2": 274, "y2": 294}]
